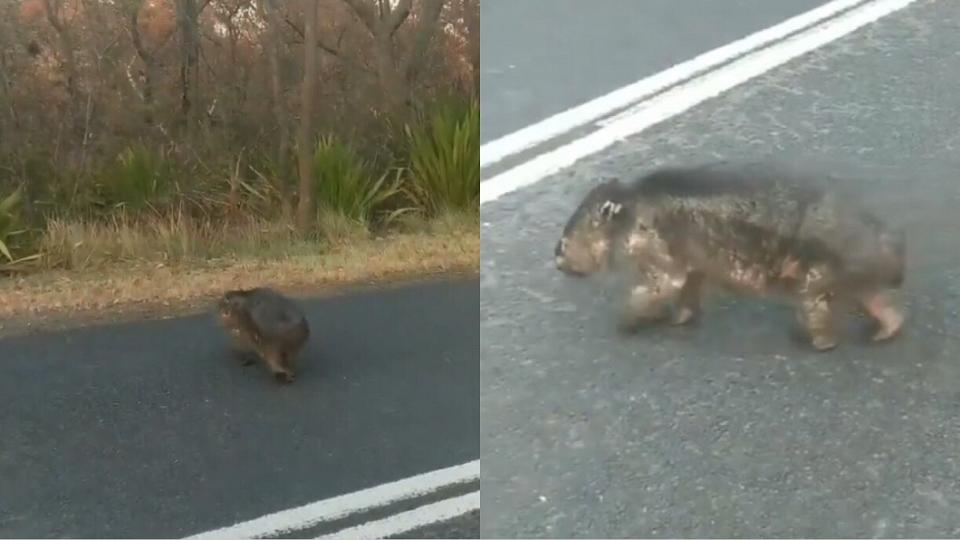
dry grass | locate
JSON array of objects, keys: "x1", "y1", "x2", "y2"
[{"x1": 0, "y1": 211, "x2": 478, "y2": 323}]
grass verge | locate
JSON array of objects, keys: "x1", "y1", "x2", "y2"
[{"x1": 0, "y1": 211, "x2": 478, "y2": 332}]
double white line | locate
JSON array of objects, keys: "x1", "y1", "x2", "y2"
[
  {"x1": 184, "y1": 460, "x2": 479, "y2": 540},
  {"x1": 479, "y1": 0, "x2": 922, "y2": 206}
]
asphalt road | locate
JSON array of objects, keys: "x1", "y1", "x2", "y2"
[
  {"x1": 480, "y1": 0, "x2": 960, "y2": 537},
  {"x1": 0, "y1": 279, "x2": 479, "y2": 538},
  {"x1": 392, "y1": 510, "x2": 480, "y2": 539},
  {"x1": 480, "y1": 0, "x2": 830, "y2": 143}
]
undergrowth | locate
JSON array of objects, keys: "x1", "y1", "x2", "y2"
[{"x1": 0, "y1": 96, "x2": 480, "y2": 275}]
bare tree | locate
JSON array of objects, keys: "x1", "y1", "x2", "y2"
[
  {"x1": 127, "y1": 1, "x2": 164, "y2": 125},
  {"x1": 296, "y1": 0, "x2": 319, "y2": 231},
  {"x1": 42, "y1": 0, "x2": 81, "y2": 135},
  {"x1": 261, "y1": 0, "x2": 290, "y2": 171},
  {"x1": 461, "y1": 0, "x2": 478, "y2": 95},
  {"x1": 340, "y1": 0, "x2": 446, "y2": 111},
  {"x1": 176, "y1": 0, "x2": 202, "y2": 134},
  {"x1": 0, "y1": 0, "x2": 474, "y2": 214}
]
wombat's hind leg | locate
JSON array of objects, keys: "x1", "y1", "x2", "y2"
[
  {"x1": 797, "y1": 293, "x2": 838, "y2": 351},
  {"x1": 228, "y1": 341, "x2": 258, "y2": 366},
  {"x1": 671, "y1": 271, "x2": 704, "y2": 326},
  {"x1": 860, "y1": 290, "x2": 904, "y2": 342},
  {"x1": 263, "y1": 347, "x2": 296, "y2": 384}
]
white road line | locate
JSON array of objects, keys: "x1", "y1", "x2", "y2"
[
  {"x1": 314, "y1": 490, "x2": 480, "y2": 540},
  {"x1": 479, "y1": 0, "x2": 921, "y2": 206},
  {"x1": 182, "y1": 460, "x2": 479, "y2": 540},
  {"x1": 479, "y1": 0, "x2": 868, "y2": 169}
]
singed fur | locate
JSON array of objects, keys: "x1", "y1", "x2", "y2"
[{"x1": 555, "y1": 160, "x2": 906, "y2": 350}]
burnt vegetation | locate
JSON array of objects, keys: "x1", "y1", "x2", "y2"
[{"x1": 0, "y1": 0, "x2": 480, "y2": 271}]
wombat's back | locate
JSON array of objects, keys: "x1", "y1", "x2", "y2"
[
  {"x1": 244, "y1": 287, "x2": 310, "y2": 342},
  {"x1": 620, "y1": 161, "x2": 824, "y2": 253}
]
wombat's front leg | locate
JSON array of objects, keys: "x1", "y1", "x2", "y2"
[
  {"x1": 793, "y1": 262, "x2": 842, "y2": 351},
  {"x1": 860, "y1": 289, "x2": 904, "y2": 342},
  {"x1": 796, "y1": 293, "x2": 838, "y2": 351},
  {"x1": 618, "y1": 272, "x2": 683, "y2": 333},
  {"x1": 671, "y1": 271, "x2": 704, "y2": 326},
  {"x1": 228, "y1": 329, "x2": 258, "y2": 366}
]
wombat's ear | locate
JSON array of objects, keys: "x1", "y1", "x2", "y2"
[{"x1": 598, "y1": 200, "x2": 623, "y2": 220}]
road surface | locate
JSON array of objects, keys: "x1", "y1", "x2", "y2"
[
  {"x1": 480, "y1": 0, "x2": 830, "y2": 143},
  {"x1": 0, "y1": 279, "x2": 479, "y2": 538},
  {"x1": 481, "y1": 0, "x2": 960, "y2": 537}
]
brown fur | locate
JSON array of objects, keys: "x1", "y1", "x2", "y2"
[
  {"x1": 217, "y1": 287, "x2": 310, "y2": 383},
  {"x1": 556, "y1": 161, "x2": 906, "y2": 351}
]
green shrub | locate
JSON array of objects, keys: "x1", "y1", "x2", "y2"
[
  {"x1": 404, "y1": 98, "x2": 479, "y2": 215},
  {"x1": 242, "y1": 148, "x2": 296, "y2": 217},
  {"x1": 311, "y1": 135, "x2": 405, "y2": 226},
  {"x1": 99, "y1": 144, "x2": 177, "y2": 212}
]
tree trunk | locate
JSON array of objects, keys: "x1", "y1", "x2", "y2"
[
  {"x1": 129, "y1": 8, "x2": 156, "y2": 125},
  {"x1": 44, "y1": 0, "x2": 81, "y2": 136},
  {"x1": 339, "y1": 0, "x2": 416, "y2": 114},
  {"x1": 402, "y1": 0, "x2": 445, "y2": 87},
  {"x1": 177, "y1": 0, "x2": 201, "y2": 135},
  {"x1": 373, "y1": 34, "x2": 408, "y2": 113},
  {"x1": 264, "y1": 0, "x2": 289, "y2": 166},
  {"x1": 263, "y1": 0, "x2": 293, "y2": 219},
  {"x1": 295, "y1": 0, "x2": 319, "y2": 231},
  {"x1": 464, "y1": 0, "x2": 479, "y2": 96}
]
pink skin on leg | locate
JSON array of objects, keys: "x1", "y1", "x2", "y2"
[{"x1": 861, "y1": 290, "x2": 904, "y2": 342}]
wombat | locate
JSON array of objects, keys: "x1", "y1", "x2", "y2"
[
  {"x1": 554, "y1": 160, "x2": 906, "y2": 351},
  {"x1": 217, "y1": 287, "x2": 311, "y2": 383}
]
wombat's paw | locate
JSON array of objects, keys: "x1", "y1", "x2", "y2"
[
  {"x1": 870, "y1": 312, "x2": 904, "y2": 343},
  {"x1": 811, "y1": 334, "x2": 838, "y2": 352},
  {"x1": 871, "y1": 324, "x2": 901, "y2": 343},
  {"x1": 274, "y1": 371, "x2": 296, "y2": 384},
  {"x1": 670, "y1": 306, "x2": 699, "y2": 326}
]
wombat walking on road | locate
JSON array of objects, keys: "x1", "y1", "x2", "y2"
[
  {"x1": 554, "y1": 160, "x2": 906, "y2": 351},
  {"x1": 217, "y1": 287, "x2": 310, "y2": 383}
]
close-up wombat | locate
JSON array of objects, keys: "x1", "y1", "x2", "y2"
[
  {"x1": 554, "y1": 160, "x2": 906, "y2": 351},
  {"x1": 217, "y1": 287, "x2": 311, "y2": 383}
]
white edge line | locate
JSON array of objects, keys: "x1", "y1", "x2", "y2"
[
  {"x1": 479, "y1": 0, "x2": 920, "y2": 206},
  {"x1": 479, "y1": 0, "x2": 867, "y2": 168},
  {"x1": 314, "y1": 490, "x2": 480, "y2": 540},
  {"x1": 183, "y1": 460, "x2": 479, "y2": 540}
]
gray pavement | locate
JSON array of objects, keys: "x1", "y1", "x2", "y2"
[
  {"x1": 480, "y1": 0, "x2": 831, "y2": 143},
  {"x1": 392, "y1": 510, "x2": 480, "y2": 539},
  {"x1": 480, "y1": 0, "x2": 960, "y2": 537},
  {"x1": 0, "y1": 279, "x2": 479, "y2": 538}
]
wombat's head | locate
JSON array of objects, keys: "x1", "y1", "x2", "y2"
[
  {"x1": 555, "y1": 177, "x2": 632, "y2": 276},
  {"x1": 217, "y1": 289, "x2": 250, "y2": 327}
]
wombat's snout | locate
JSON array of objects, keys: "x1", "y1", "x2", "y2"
[
  {"x1": 554, "y1": 237, "x2": 586, "y2": 276},
  {"x1": 554, "y1": 238, "x2": 568, "y2": 270}
]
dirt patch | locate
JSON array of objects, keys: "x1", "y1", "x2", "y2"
[{"x1": 0, "y1": 230, "x2": 478, "y2": 338}]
